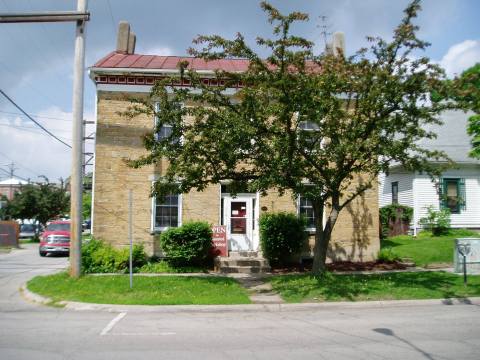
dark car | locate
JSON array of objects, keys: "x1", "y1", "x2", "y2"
[{"x1": 39, "y1": 221, "x2": 70, "y2": 257}]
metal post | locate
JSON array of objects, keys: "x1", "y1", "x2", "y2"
[
  {"x1": 463, "y1": 254, "x2": 467, "y2": 286},
  {"x1": 69, "y1": 0, "x2": 88, "y2": 278},
  {"x1": 128, "y1": 189, "x2": 133, "y2": 289}
]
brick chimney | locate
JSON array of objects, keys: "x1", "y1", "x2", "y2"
[
  {"x1": 116, "y1": 21, "x2": 136, "y2": 54},
  {"x1": 326, "y1": 31, "x2": 346, "y2": 56}
]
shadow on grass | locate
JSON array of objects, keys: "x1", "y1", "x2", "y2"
[
  {"x1": 380, "y1": 239, "x2": 402, "y2": 248},
  {"x1": 271, "y1": 272, "x2": 480, "y2": 302}
]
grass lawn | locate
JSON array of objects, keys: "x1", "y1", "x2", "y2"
[
  {"x1": 269, "y1": 272, "x2": 480, "y2": 303},
  {"x1": 381, "y1": 229, "x2": 479, "y2": 267},
  {"x1": 27, "y1": 272, "x2": 251, "y2": 305}
]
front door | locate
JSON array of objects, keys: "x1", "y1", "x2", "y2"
[{"x1": 224, "y1": 196, "x2": 254, "y2": 251}]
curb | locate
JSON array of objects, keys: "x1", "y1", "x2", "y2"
[{"x1": 20, "y1": 282, "x2": 480, "y2": 313}]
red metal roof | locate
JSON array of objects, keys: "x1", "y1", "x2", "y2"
[{"x1": 93, "y1": 51, "x2": 251, "y2": 72}]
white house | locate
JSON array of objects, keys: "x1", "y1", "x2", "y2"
[{"x1": 379, "y1": 110, "x2": 480, "y2": 233}]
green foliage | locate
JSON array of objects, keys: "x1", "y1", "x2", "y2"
[
  {"x1": 419, "y1": 206, "x2": 451, "y2": 236},
  {"x1": 259, "y1": 212, "x2": 307, "y2": 266},
  {"x1": 0, "y1": 182, "x2": 69, "y2": 226},
  {"x1": 379, "y1": 204, "x2": 413, "y2": 239},
  {"x1": 377, "y1": 247, "x2": 401, "y2": 263},
  {"x1": 159, "y1": 221, "x2": 213, "y2": 267},
  {"x1": 82, "y1": 192, "x2": 91, "y2": 220},
  {"x1": 125, "y1": 1, "x2": 456, "y2": 273},
  {"x1": 81, "y1": 238, "x2": 147, "y2": 274}
]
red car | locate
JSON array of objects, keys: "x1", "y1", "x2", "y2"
[{"x1": 39, "y1": 220, "x2": 71, "y2": 257}]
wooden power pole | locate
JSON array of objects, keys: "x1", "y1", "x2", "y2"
[{"x1": 0, "y1": 0, "x2": 90, "y2": 277}]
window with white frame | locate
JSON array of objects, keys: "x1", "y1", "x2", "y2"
[
  {"x1": 153, "y1": 194, "x2": 180, "y2": 230},
  {"x1": 298, "y1": 195, "x2": 316, "y2": 230}
]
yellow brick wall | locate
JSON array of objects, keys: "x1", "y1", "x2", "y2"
[{"x1": 93, "y1": 92, "x2": 379, "y2": 261}]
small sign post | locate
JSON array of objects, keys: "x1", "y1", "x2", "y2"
[
  {"x1": 211, "y1": 225, "x2": 228, "y2": 257},
  {"x1": 458, "y1": 243, "x2": 471, "y2": 286}
]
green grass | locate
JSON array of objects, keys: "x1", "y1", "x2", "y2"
[
  {"x1": 269, "y1": 272, "x2": 480, "y2": 303},
  {"x1": 19, "y1": 238, "x2": 39, "y2": 244},
  {"x1": 27, "y1": 272, "x2": 251, "y2": 305},
  {"x1": 137, "y1": 261, "x2": 208, "y2": 274},
  {"x1": 382, "y1": 229, "x2": 479, "y2": 267}
]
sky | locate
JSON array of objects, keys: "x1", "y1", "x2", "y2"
[{"x1": 0, "y1": 0, "x2": 479, "y2": 182}]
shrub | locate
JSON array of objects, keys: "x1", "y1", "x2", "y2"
[
  {"x1": 377, "y1": 247, "x2": 401, "y2": 263},
  {"x1": 81, "y1": 238, "x2": 147, "y2": 274},
  {"x1": 379, "y1": 204, "x2": 413, "y2": 239},
  {"x1": 419, "y1": 206, "x2": 451, "y2": 236},
  {"x1": 259, "y1": 212, "x2": 307, "y2": 266},
  {"x1": 159, "y1": 221, "x2": 213, "y2": 267}
]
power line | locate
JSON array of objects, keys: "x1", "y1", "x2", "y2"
[
  {"x1": 0, "y1": 150, "x2": 41, "y2": 178},
  {"x1": 0, "y1": 110, "x2": 69, "y2": 122},
  {"x1": 0, "y1": 110, "x2": 70, "y2": 122},
  {"x1": 105, "y1": 0, "x2": 117, "y2": 38},
  {"x1": 0, "y1": 89, "x2": 72, "y2": 149}
]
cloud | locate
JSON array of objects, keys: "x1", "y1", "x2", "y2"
[
  {"x1": 439, "y1": 40, "x2": 480, "y2": 78},
  {"x1": 0, "y1": 106, "x2": 95, "y2": 182},
  {"x1": 136, "y1": 45, "x2": 174, "y2": 56}
]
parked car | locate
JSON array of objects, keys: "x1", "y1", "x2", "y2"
[
  {"x1": 82, "y1": 218, "x2": 91, "y2": 231},
  {"x1": 19, "y1": 223, "x2": 41, "y2": 239},
  {"x1": 39, "y1": 220, "x2": 71, "y2": 257}
]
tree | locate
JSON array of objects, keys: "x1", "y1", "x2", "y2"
[
  {"x1": 0, "y1": 181, "x2": 70, "y2": 227},
  {"x1": 454, "y1": 63, "x2": 480, "y2": 159},
  {"x1": 126, "y1": 0, "x2": 455, "y2": 273}
]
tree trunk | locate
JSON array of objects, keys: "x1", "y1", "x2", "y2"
[{"x1": 312, "y1": 198, "x2": 340, "y2": 274}]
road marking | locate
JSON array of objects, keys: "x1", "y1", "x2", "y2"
[{"x1": 100, "y1": 312, "x2": 127, "y2": 336}]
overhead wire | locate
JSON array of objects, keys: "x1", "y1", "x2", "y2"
[{"x1": 0, "y1": 89, "x2": 72, "y2": 148}]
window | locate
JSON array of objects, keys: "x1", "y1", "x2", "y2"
[
  {"x1": 439, "y1": 178, "x2": 466, "y2": 214},
  {"x1": 391, "y1": 181, "x2": 399, "y2": 204},
  {"x1": 298, "y1": 120, "x2": 320, "y2": 131},
  {"x1": 154, "y1": 102, "x2": 180, "y2": 143},
  {"x1": 299, "y1": 195, "x2": 316, "y2": 230},
  {"x1": 153, "y1": 194, "x2": 180, "y2": 230}
]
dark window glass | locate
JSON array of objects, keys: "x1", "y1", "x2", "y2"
[
  {"x1": 46, "y1": 223, "x2": 70, "y2": 231},
  {"x1": 391, "y1": 181, "x2": 399, "y2": 204},
  {"x1": 299, "y1": 195, "x2": 315, "y2": 229},
  {"x1": 155, "y1": 194, "x2": 179, "y2": 228}
]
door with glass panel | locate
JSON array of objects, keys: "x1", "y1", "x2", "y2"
[{"x1": 224, "y1": 197, "x2": 253, "y2": 251}]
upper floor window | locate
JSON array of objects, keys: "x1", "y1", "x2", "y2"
[
  {"x1": 154, "y1": 102, "x2": 181, "y2": 143},
  {"x1": 391, "y1": 181, "x2": 399, "y2": 204},
  {"x1": 439, "y1": 178, "x2": 466, "y2": 214}
]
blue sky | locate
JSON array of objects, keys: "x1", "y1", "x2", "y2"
[{"x1": 0, "y1": 0, "x2": 479, "y2": 181}]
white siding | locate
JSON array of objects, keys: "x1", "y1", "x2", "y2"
[
  {"x1": 379, "y1": 172, "x2": 414, "y2": 208},
  {"x1": 413, "y1": 166, "x2": 480, "y2": 229}
]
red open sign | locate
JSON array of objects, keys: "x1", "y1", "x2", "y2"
[{"x1": 211, "y1": 225, "x2": 228, "y2": 257}]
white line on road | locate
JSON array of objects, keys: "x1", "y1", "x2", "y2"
[{"x1": 100, "y1": 312, "x2": 127, "y2": 336}]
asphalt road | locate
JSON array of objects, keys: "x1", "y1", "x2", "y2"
[{"x1": 1, "y1": 244, "x2": 480, "y2": 360}]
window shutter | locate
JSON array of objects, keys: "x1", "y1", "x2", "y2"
[
  {"x1": 438, "y1": 178, "x2": 446, "y2": 209},
  {"x1": 459, "y1": 178, "x2": 466, "y2": 211}
]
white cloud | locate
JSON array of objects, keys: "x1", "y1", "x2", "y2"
[
  {"x1": 136, "y1": 45, "x2": 174, "y2": 56},
  {"x1": 439, "y1": 40, "x2": 480, "y2": 78},
  {"x1": 0, "y1": 106, "x2": 95, "y2": 182}
]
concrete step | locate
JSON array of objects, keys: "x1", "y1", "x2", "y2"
[
  {"x1": 215, "y1": 258, "x2": 269, "y2": 267},
  {"x1": 218, "y1": 265, "x2": 271, "y2": 274},
  {"x1": 229, "y1": 251, "x2": 260, "y2": 258}
]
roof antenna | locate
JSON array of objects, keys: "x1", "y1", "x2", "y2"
[{"x1": 317, "y1": 15, "x2": 332, "y2": 52}]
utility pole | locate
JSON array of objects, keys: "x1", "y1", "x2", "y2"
[
  {"x1": 70, "y1": 0, "x2": 88, "y2": 278},
  {"x1": 0, "y1": 1, "x2": 90, "y2": 278}
]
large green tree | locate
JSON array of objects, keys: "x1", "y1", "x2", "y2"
[
  {"x1": 127, "y1": 0, "x2": 455, "y2": 272},
  {"x1": 0, "y1": 181, "x2": 70, "y2": 227},
  {"x1": 454, "y1": 63, "x2": 480, "y2": 159}
]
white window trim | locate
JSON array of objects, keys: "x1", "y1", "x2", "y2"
[
  {"x1": 154, "y1": 101, "x2": 184, "y2": 143},
  {"x1": 297, "y1": 195, "x2": 317, "y2": 232},
  {"x1": 151, "y1": 192, "x2": 183, "y2": 233}
]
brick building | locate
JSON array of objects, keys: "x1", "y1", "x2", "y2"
[{"x1": 89, "y1": 23, "x2": 379, "y2": 262}]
